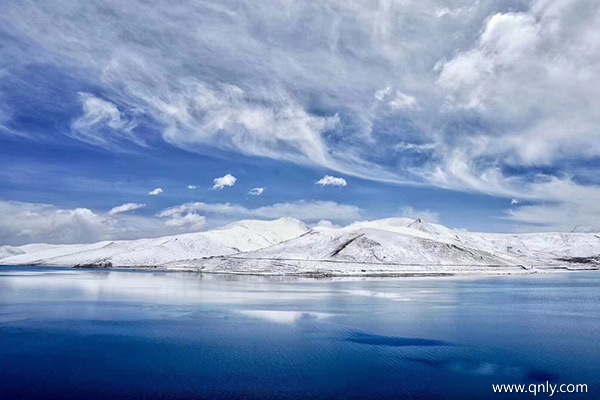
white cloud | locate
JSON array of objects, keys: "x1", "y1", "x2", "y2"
[
  {"x1": 0, "y1": 104, "x2": 15, "y2": 136},
  {"x1": 248, "y1": 187, "x2": 265, "y2": 196},
  {"x1": 313, "y1": 220, "x2": 340, "y2": 229},
  {"x1": 157, "y1": 200, "x2": 363, "y2": 223},
  {"x1": 0, "y1": 201, "x2": 107, "y2": 245},
  {"x1": 148, "y1": 188, "x2": 164, "y2": 196},
  {"x1": 400, "y1": 206, "x2": 440, "y2": 223},
  {"x1": 316, "y1": 175, "x2": 347, "y2": 187},
  {"x1": 374, "y1": 86, "x2": 417, "y2": 110},
  {"x1": 71, "y1": 93, "x2": 141, "y2": 149},
  {"x1": 0, "y1": 199, "x2": 360, "y2": 245},
  {"x1": 511, "y1": 198, "x2": 521, "y2": 205},
  {"x1": 0, "y1": 200, "x2": 169, "y2": 245},
  {"x1": 375, "y1": 86, "x2": 393, "y2": 101},
  {"x1": 77, "y1": 93, "x2": 122, "y2": 128},
  {"x1": 108, "y1": 202, "x2": 145, "y2": 216},
  {"x1": 186, "y1": 185, "x2": 198, "y2": 190},
  {"x1": 435, "y1": 7, "x2": 464, "y2": 18},
  {"x1": 0, "y1": 0, "x2": 439, "y2": 183},
  {"x1": 503, "y1": 178, "x2": 600, "y2": 232},
  {"x1": 389, "y1": 91, "x2": 418, "y2": 110},
  {"x1": 437, "y1": 6, "x2": 600, "y2": 166},
  {"x1": 161, "y1": 83, "x2": 339, "y2": 168},
  {"x1": 212, "y1": 174, "x2": 237, "y2": 190},
  {"x1": 162, "y1": 212, "x2": 206, "y2": 231},
  {"x1": 0, "y1": 200, "x2": 216, "y2": 245}
]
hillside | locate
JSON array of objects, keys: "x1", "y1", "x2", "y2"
[
  {"x1": 0, "y1": 217, "x2": 310, "y2": 268},
  {"x1": 168, "y1": 218, "x2": 600, "y2": 275}
]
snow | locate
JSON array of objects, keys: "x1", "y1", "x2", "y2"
[
  {"x1": 0, "y1": 246, "x2": 25, "y2": 259},
  {"x1": 0, "y1": 217, "x2": 310, "y2": 267},
  {"x1": 1, "y1": 217, "x2": 599, "y2": 276}
]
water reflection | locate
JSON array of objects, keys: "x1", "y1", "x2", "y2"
[{"x1": 1, "y1": 266, "x2": 599, "y2": 399}]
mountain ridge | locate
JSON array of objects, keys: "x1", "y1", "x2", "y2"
[{"x1": 1, "y1": 217, "x2": 599, "y2": 276}]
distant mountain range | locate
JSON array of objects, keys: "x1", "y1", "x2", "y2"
[{"x1": 1, "y1": 217, "x2": 599, "y2": 276}]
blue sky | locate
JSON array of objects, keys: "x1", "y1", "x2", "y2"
[{"x1": 1, "y1": 0, "x2": 599, "y2": 244}]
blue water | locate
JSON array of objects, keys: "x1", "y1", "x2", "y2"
[{"x1": 1, "y1": 266, "x2": 599, "y2": 399}]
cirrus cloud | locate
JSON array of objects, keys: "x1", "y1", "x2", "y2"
[
  {"x1": 107, "y1": 202, "x2": 146, "y2": 216},
  {"x1": 71, "y1": 93, "x2": 142, "y2": 150},
  {"x1": 1, "y1": 0, "x2": 600, "y2": 232}
]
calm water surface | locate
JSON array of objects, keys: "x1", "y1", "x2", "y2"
[{"x1": 1, "y1": 266, "x2": 599, "y2": 399}]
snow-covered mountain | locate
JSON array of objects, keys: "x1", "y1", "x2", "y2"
[
  {"x1": 0, "y1": 217, "x2": 310, "y2": 268},
  {"x1": 1, "y1": 217, "x2": 599, "y2": 276}
]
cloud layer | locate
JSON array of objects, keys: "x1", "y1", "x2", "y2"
[
  {"x1": 158, "y1": 200, "x2": 363, "y2": 224},
  {"x1": 1, "y1": 0, "x2": 599, "y2": 231},
  {"x1": 0, "y1": 200, "x2": 162, "y2": 245},
  {"x1": 0, "y1": 199, "x2": 364, "y2": 245}
]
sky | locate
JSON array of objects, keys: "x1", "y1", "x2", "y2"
[{"x1": 1, "y1": 0, "x2": 599, "y2": 245}]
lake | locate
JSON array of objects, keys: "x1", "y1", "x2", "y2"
[{"x1": 1, "y1": 266, "x2": 599, "y2": 399}]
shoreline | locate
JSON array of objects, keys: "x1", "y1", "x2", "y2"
[{"x1": 1, "y1": 262, "x2": 598, "y2": 280}]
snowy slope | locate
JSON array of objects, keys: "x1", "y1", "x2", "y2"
[
  {"x1": 0, "y1": 246, "x2": 25, "y2": 259},
  {"x1": 0, "y1": 217, "x2": 311, "y2": 267},
  {"x1": 180, "y1": 223, "x2": 521, "y2": 275},
  {"x1": 353, "y1": 218, "x2": 600, "y2": 263},
  {"x1": 228, "y1": 226, "x2": 513, "y2": 265},
  {"x1": 168, "y1": 218, "x2": 600, "y2": 275}
]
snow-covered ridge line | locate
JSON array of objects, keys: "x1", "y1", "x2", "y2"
[{"x1": 1, "y1": 217, "x2": 599, "y2": 276}]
